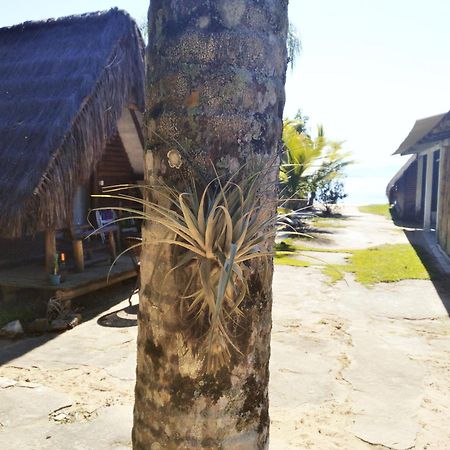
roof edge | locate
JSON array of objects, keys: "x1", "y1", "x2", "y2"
[
  {"x1": 393, "y1": 113, "x2": 447, "y2": 156},
  {"x1": 0, "y1": 8, "x2": 132, "y2": 33},
  {"x1": 386, "y1": 155, "x2": 417, "y2": 196}
]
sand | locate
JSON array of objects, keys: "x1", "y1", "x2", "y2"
[{"x1": 1, "y1": 206, "x2": 450, "y2": 449}]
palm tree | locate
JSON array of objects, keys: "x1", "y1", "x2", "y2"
[
  {"x1": 307, "y1": 138, "x2": 353, "y2": 205},
  {"x1": 132, "y1": 2, "x2": 289, "y2": 449},
  {"x1": 279, "y1": 120, "x2": 326, "y2": 207},
  {"x1": 280, "y1": 120, "x2": 352, "y2": 207}
]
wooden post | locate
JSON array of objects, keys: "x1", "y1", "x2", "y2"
[
  {"x1": 415, "y1": 155, "x2": 424, "y2": 218},
  {"x1": 438, "y1": 145, "x2": 449, "y2": 252},
  {"x1": 436, "y1": 147, "x2": 445, "y2": 234},
  {"x1": 72, "y1": 239, "x2": 84, "y2": 272},
  {"x1": 423, "y1": 151, "x2": 434, "y2": 230},
  {"x1": 45, "y1": 229, "x2": 56, "y2": 274},
  {"x1": 108, "y1": 231, "x2": 117, "y2": 259}
]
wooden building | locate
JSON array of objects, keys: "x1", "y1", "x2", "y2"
[
  {"x1": 386, "y1": 156, "x2": 418, "y2": 222},
  {"x1": 0, "y1": 9, "x2": 145, "y2": 298},
  {"x1": 388, "y1": 112, "x2": 450, "y2": 257}
]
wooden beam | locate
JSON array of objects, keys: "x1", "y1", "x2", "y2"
[
  {"x1": 130, "y1": 109, "x2": 145, "y2": 149},
  {"x1": 45, "y1": 229, "x2": 56, "y2": 274},
  {"x1": 72, "y1": 239, "x2": 85, "y2": 272},
  {"x1": 54, "y1": 269, "x2": 137, "y2": 301}
]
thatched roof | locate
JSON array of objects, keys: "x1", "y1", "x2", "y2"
[{"x1": 0, "y1": 9, "x2": 145, "y2": 238}]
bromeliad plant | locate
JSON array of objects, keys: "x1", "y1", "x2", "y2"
[{"x1": 95, "y1": 171, "x2": 276, "y2": 373}]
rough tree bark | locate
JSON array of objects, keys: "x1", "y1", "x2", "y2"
[{"x1": 133, "y1": 1, "x2": 288, "y2": 448}]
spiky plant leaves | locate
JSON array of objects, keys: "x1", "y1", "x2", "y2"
[{"x1": 93, "y1": 171, "x2": 275, "y2": 373}]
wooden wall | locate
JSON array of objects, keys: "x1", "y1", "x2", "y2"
[
  {"x1": 96, "y1": 134, "x2": 135, "y2": 187},
  {"x1": 392, "y1": 160, "x2": 418, "y2": 221},
  {"x1": 437, "y1": 148, "x2": 450, "y2": 256},
  {"x1": 92, "y1": 133, "x2": 136, "y2": 209},
  {"x1": 403, "y1": 160, "x2": 418, "y2": 220}
]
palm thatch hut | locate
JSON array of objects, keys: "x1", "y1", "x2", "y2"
[{"x1": 0, "y1": 9, "x2": 145, "y2": 296}]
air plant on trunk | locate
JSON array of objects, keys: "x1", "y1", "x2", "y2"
[{"x1": 94, "y1": 169, "x2": 275, "y2": 373}]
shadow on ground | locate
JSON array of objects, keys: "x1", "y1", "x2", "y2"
[
  {"x1": 97, "y1": 304, "x2": 138, "y2": 328},
  {"x1": 367, "y1": 211, "x2": 450, "y2": 316},
  {"x1": 403, "y1": 228, "x2": 450, "y2": 316},
  {"x1": 0, "y1": 279, "x2": 137, "y2": 366}
]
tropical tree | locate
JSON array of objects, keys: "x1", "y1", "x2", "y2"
[
  {"x1": 317, "y1": 179, "x2": 348, "y2": 215},
  {"x1": 287, "y1": 22, "x2": 301, "y2": 70},
  {"x1": 133, "y1": 1, "x2": 289, "y2": 449},
  {"x1": 279, "y1": 117, "x2": 352, "y2": 207},
  {"x1": 292, "y1": 109, "x2": 310, "y2": 134},
  {"x1": 307, "y1": 138, "x2": 352, "y2": 205},
  {"x1": 279, "y1": 120, "x2": 327, "y2": 205}
]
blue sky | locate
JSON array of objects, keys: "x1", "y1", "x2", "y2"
[
  {"x1": 286, "y1": 1, "x2": 450, "y2": 204},
  {"x1": 3, "y1": 1, "x2": 450, "y2": 204}
]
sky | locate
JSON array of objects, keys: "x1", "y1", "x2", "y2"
[{"x1": 2, "y1": 1, "x2": 450, "y2": 204}]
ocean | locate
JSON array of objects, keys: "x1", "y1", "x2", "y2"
[{"x1": 341, "y1": 161, "x2": 404, "y2": 205}]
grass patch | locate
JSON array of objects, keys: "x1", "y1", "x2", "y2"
[
  {"x1": 276, "y1": 239, "x2": 353, "y2": 254},
  {"x1": 274, "y1": 241, "x2": 343, "y2": 268},
  {"x1": 322, "y1": 265, "x2": 345, "y2": 283},
  {"x1": 274, "y1": 241, "x2": 297, "y2": 252},
  {"x1": 308, "y1": 216, "x2": 346, "y2": 229},
  {"x1": 274, "y1": 256, "x2": 311, "y2": 267},
  {"x1": 407, "y1": 243, "x2": 443, "y2": 280},
  {"x1": 294, "y1": 245, "x2": 353, "y2": 254},
  {"x1": 322, "y1": 243, "x2": 430, "y2": 285},
  {"x1": 276, "y1": 238, "x2": 433, "y2": 285},
  {"x1": 358, "y1": 204, "x2": 392, "y2": 219},
  {"x1": 274, "y1": 251, "x2": 312, "y2": 267},
  {"x1": 0, "y1": 303, "x2": 37, "y2": 328}
]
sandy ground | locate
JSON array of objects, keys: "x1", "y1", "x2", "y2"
[{"x1": 1, "y1": 206, "x2": 450, "y2": 449}]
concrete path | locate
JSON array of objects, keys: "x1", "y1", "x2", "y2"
[
  {"x1": 1, "y1": 207, "x2": 450, "y2": 449},
  {"x1": 0, "y1": 286, "x2": 137, "y2": 450},
  {"x1": 270, "y1": 207, "x2": 450, "y2": 449}
]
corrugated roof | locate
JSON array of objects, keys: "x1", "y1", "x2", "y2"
[{"x1": 394, "y1": 113, "x2": 446, "y2": 155}]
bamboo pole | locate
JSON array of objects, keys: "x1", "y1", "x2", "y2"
[{"x1": 45, "y1": 229, "x2": 56, "y2": 274}]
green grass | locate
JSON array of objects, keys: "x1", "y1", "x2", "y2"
[
  {"x1": 322, "y1": 243, "x2": 430, "y2": 285},
  {"x1": 309, "y1": 217, "x2": 346, "y2": 228},
  {"x1": 0, "y1": 304, "x2": 37, "y2": 328},
  {"x1": 275, "y1": 239, "x2": 353, "y2": 254},
  {"x1": 358, "y1": 204, "x2": 392, "y2": 219},
  {"x1": 274, "y1": 241, "x2": 297, "y2": 252},
  {"x1": 275, "y1": 238, "x2": 431, "y2": 286},
  {"x1": 321, "y1": 265, "x2": 345, "y2": 283},
  {"x1": 293, "y1": 245, "x2": 353, "y2": 254},
  {"x1": 274, "y1": 252, "x2": 312, "y2": 267}
]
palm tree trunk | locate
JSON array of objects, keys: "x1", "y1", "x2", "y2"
[{"x1": 133, "y1": 1, "x2": 288, "y2": 448}]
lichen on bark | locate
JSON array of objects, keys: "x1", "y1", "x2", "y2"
[{"x1": 133, "y1": 1, "x2": 288, "y2": 448}]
